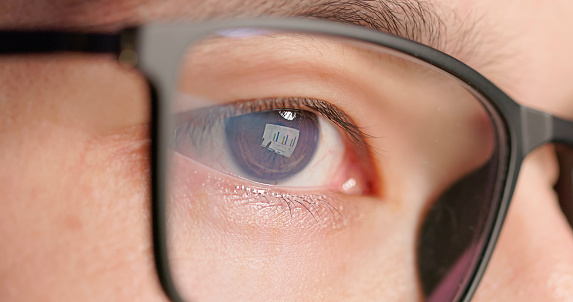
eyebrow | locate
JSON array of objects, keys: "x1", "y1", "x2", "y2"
[
  {"x1": 188, "y1": 0, "x2": 479, "y2": 60},
  {"x1": 41, "y1": 0, "x2": 482, "y2": 63},
  {"x1": 77, "y1": 0, "x2": 452, "y2": 50},
  {"x1": 200, "y1": 0, "x2": 488, "y2": 68},
  {"x1": 271, "y1": 0, "x2": 447, "y2": 50}
]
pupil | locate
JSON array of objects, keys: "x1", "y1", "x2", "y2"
[{"x1": 224, "y1": 109, "x2": 319, "y2": 184}]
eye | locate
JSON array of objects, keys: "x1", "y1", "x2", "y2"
[{"x1": 173, "y1": 97, "x2": 375, "y2": 194}]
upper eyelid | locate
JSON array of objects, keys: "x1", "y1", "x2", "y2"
[{"x1": 174, "y1": 97, "x2": 373, "y2": 154}]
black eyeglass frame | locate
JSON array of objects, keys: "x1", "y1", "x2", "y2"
[{"x1": 1, "y1": 18, "x2": 572, "y2": 302}]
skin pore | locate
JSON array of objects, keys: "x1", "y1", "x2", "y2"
[{"x1": 1, "y1": 0, "x2": 573, "y2": 301}]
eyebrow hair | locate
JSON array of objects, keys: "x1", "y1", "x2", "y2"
[
  {"x1": 40, "y1": 0, "x2": 451, "y2": 50},
  {"x1": 37, "y1": 0, "x2": 485, "y2": 65},
  {"x1": 189, "y1": 0, "x2": 478, "y2": 59},
  {"x1": 210, "y1": 0, "x2": 489, "y2": 69},
  {"x1": 274, "y1": 0, "x2": 447, "y2": 50}
]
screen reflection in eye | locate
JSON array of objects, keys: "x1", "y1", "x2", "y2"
[
  {"x1": 225, "y1": 109, "x2": 319, "y2": 183},
  {"x1": 173, "y1": 97, "x2": 377, "y2": 195}
]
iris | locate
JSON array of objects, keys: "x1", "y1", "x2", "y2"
[{"x1": 225, "y1": 109, "x2": 320, "y2": 184}]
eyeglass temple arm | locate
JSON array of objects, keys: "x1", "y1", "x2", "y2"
[{"x1": 0, "y1": 31, "x2": 121, "y2": 55}]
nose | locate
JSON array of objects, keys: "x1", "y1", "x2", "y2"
[{"x1": 473, "y1": 146, "x2": 573, "y2": 301}]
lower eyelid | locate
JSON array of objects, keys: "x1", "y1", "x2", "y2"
[{"x1": 172, "y1": 152, "x2": 363, "y2": 232}]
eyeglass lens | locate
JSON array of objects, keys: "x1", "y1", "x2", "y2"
[{"x1": 164, "y1": 29, "x2": 509, "y2": 302}]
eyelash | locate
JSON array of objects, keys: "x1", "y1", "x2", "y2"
[
  {"x1": 195, "y1": 169, "x2": 348, "y2": 225},
  {"x1": 173, "y1": 97, "x2": 372, "y2": 154}
]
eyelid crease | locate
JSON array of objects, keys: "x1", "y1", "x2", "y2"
[{"x1": 174, "y1": 97, "x2": 374, "y2": 155}]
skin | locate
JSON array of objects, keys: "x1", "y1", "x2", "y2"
[
  {"x1": 1, "y1": 0, "x2": 573, "y2": 301},
  {"x1": 170, "y1": 35, "x2": 494, "y2": 301}
]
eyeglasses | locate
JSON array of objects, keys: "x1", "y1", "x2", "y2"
[{"x1": 2, "y1": 18, "x2": 572, "y2": 302}]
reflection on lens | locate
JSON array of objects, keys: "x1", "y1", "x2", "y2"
[{"x1": 164, "y1": 27, "x2": 507, "y2": 302}]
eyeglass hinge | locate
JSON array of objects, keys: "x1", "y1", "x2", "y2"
[{"x1": 520, "y1": 107, "x2": 553, "y2": 155}]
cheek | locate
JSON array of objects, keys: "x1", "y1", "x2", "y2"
[
  {"x1": 0, "y1": 122, "x2": 157, "y2": 300},
  {"x1": 0, "y1": 58, "x2": 163, "y2": 301},
  {"x1": 167, "y1": 154, "x2": 422, "y2": 301}
]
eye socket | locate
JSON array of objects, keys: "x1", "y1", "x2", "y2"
[{"x1": 225, "y1": 109, "x2": 319, "y2": 184}]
